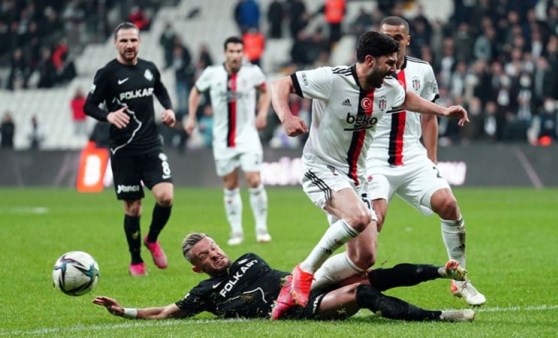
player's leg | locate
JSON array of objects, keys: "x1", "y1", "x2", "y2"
[
  {"x1": 354, "y1": 284, "x2": 474, "y2": 322},
  {"x1": 142, "y1": 152, "x2": 174, "y2": 269},
  {"x1": 430, "y1": 187, "x2": 486, "y2": 305},
  {"x1": 273, "y1": 169, "x2": 370, "y2": 319},
  {"x1": 409, "y1": 164, "x2": 486, "y2": 305},
  {"x1": 368, "y1": 260, "x2": 467, "y2": 291},
  {"x1": 223, "y1": 169, "x2": 243, "y2": 245},
  {"x1": 111, "y1": 154, "x2": 147, "y2": 276},
  {"x1": 241, "y1": 151, "x2": 270, "y2": 243}
]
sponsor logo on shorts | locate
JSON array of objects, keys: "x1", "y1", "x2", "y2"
[{"x1": 117, "y1": 184, "x2": 141, "y2": 194}]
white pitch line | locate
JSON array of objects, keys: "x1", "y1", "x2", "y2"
[{"x1": 1, "y1": 305, "x2": 557, "y2": 336}]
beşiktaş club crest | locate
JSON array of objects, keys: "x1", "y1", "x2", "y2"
[
  {"x1": 144, "y1": 69, "x2": 153, "y2": 81},
  {"x1": 378, "y1": 96, "x2": 387, "y2": 111},
  {"x1": 412, "y1": 76, "x2": 421, "y2": 91}
]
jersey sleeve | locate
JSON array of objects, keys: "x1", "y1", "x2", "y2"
[
  {"x1": 152, "y1": 64, "x2": 173, "y2": 110},
  {"x1": 422, "y1": 64, "x2": 439, "y2": 102},
  {"x1": 290, "y1": 67, "x2": 333, "y2": 101},
  {"x1": 174, "y1": 286, "x2": 209, "y2": 317},
  {"x1": 84, "y1": 67, "x2": 110, "y2": 121},
  {"x1": 252, "y1": 65, "x2": 267, "y2": 88},
  {"x1": 195, "y1": 67, "x2": 213, "y2": 92}
]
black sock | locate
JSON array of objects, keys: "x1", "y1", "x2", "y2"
[
  {"x1": 368, "y1": 264, "x2": 440, "y2": 291},
  {"x1": 146, "y1": 204, "x2": 172, "y2": 243},
  {"x1": 356, "y1": 284, "x2": 441, "y2": 321},
  {"x1": 124, "y1": 215, "x2": 142, "y2": 264}
]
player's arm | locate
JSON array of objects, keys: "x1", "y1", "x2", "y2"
[
  {"x1": 84, "y1": 70, "x2": 130, "y2": 129},
  {"x1": 401, "y1": 91, "x2": 469, "y2": 126},
  {"x1": 153, "y1": 67, "x2": 176, "y2": 128},
  {"x1": 93, "y1": 296, "x2": 193, "y2": 319},
  {"x1": 270, "y1": 76, "x2": 308, "y2": 136},
  {"x1": 255, "y1": 82, "x2": 270, "y2": 130},
  {"x1": 421, "y1": 114, "x2": 438, "y2": 163},
  {"x1": 185, "y1": 87, "x2": 202, "y2": 134}
]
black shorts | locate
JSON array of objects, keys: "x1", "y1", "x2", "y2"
[{"x1": 110, "y1": 150, "x2": 173, "y2": 200}]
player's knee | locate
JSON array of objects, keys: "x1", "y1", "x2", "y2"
[
  {"x1": 125, "y1": 202, "x2": 142, "y2": 216},
  {"x1": 436, "y1": 197, "x2": 459, "y2": 220},
  {"x1": 346, "y1": 211, "x2": 371, "y2": 232},
  {"x1": 352, "y1": 250, "x2": 376, "y2": 270},
  {"x1": 156, "y1": 192, "x2": 173, "y2": 207}
]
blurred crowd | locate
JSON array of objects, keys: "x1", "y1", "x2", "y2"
[
  {"x1": 224, "y1": 0, "x2": 558, "y2": 147},
  {"x1": 0, "y1": 0, "x2": 166, "y2": 90},
  {"x1": 1, "y1": 0, "x2": 558, "y2": 150}
]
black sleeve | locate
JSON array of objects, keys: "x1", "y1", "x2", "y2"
[
  {"x1": 153, "y1": 65, "x2": 173, "y2": 110},
  {"x1": 175, "y1": 287, "x2": 209, "y2": 317},
  {"x1": 84, "y1": 68, "x2": 110, "y2": 122}
]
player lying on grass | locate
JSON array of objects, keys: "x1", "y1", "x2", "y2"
[{"x1": 93, "y1": 233, "x2": 475, "y2": 322}]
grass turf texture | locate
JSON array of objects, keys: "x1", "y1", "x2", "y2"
[{"x1": 1, "y1": 187, "x2": 557, "y2": 337}]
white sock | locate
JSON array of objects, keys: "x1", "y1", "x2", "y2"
[
  {"x1": 300, "y1": 220, "x2": 360, "y2": 274},
  {"x1": 224, "y1": 188, "x2": 243, "y2": 236},
  {"x1": 249, "y1": 184, "x2": 268, "y2": 232},
  {"x1": 441, "y1": 217, "x2": 466, "y2": 267},
  {"x1": 312, "y1": 252, "x2": 364, "y2": 291}
]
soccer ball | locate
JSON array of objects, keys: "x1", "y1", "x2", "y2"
[{"x1": 52, "y1": 251, "x2": 100, "y2": 296}]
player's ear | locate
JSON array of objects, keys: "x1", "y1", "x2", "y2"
[{"x1": 192, "y1": 265, "x2": 202, "y2": 273}]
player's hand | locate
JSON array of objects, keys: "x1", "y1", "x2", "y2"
[
  {"x1": 184, "y1": 117, "x2": 196, "y2": 134},
  {"x1": 255, "y1": 114, "x2": 267, "y2": 130},
  {"x1": 161, "y1": 109, "x2": 176, "y2": 127},
  {"x1": 107, "y1": 107, "x2": 130, "y2": 129},
  {"x1": 443, "y1": 105, "x2": 469, "y2": 126},
  {"x1": 93, "y1": 296, "x2": 124, "y2": 316},
  {"x1": 282, "y1": 116, "x2": 308, "y2": 136}
]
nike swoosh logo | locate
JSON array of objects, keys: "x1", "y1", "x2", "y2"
[
  {"x1": 118, "y1": 78, "x2": 129, "y2": 85},
  {"x1": 212, "y1": 282, "x2": 222, "y2": 289}
]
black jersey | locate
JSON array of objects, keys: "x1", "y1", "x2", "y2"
[
  {"x1": 84, "y1": 58, "x2": 173, "y2": 155},
  {"x1": 175, "y1": 253, "x2": 289, "y2": 319}
]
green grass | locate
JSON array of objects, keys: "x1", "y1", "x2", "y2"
[{"x1": 1, "y1": 187, "x2": 557, "y2": 337}]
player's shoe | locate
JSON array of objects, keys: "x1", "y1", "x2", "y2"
[
  {"x1": 227, "y1": 233, "x2": 244, "y2": 246},
  {"x1": 444, "y1": 259, "x2": 467, "y2": 281},
  {"x1": 144, "y1": 237, "x2": 168, "y2": 269},
  {"x1": 290, "y1": 264, "x2": 314, "y2": 307},
  {"x1": 271, "y1": 275, "x2": 296, "y2": 320},
  {"x1": 256, "y1": 229, "x2": 272, "y2": 243},
  {"x1": 451, "y1": 280, "x2": 487, "y2": 306},
  {"x1": 440, "y1": 309, "x2": 476, "y2": 322},
  {"x1": 129, "y1": 262, "x2": 147, "y2": 276}
]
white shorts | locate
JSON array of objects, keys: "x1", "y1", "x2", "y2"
[
  {"x1": 301, "y1": 161, "x2": 375, "y2": 222},
  {"x1": 214, "y1": 148, "x2": 263, "y2": 177},
  {"x1": 368, "y1": 160, "x2": 451, "y2": 215}
]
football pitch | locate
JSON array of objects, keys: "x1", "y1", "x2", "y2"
[{"x1": 1, "y1": 187, "x2": 557, "y2": 337}]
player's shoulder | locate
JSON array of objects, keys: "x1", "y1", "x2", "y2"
[
  {"x1": 137, "y1": 58, "x2": 159, "y2": 70},
  {"x1": 331, "y1": 65, "x2": 353, "y2": 76},
  {"x1": 405, "y1": 55, "x2": 434, "y2": 71}
]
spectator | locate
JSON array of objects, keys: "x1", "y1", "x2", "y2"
[
  {"x1": 36, "y1": 47, "x2": 57, "y2": 88},
  {"x1": 198, "y1": 105, "x2": 214, "y2": 147},
  {"x1": 267, "y1": 0, "x2": 284, "y2": 39},
  {"x1": 159, "y1": 22, "x2": 177, "y2": 69},
  {"x1": 0, "y1": 112, "x2": 15, "y2": 149},
  {"x1": 7, "y1": 48, "x2": 30, "y2": 90},
  {"x1": 70, "y1": 87, "x2": 87, "y2": 136},
  {"x1": 286, "y1": 0, "x2": 308, "y2": 39},
  {"x1": 197, "y1": 43, "x2": 214, "y2": 70},
  {"x1": 28, "y1": 115, "x2": 45, "y2": 149},
  {"x1": 234, "y1": 0, "x2": 260, "y2": 34},
  {"x1": 243, "y1": 27, "x2": 265, "y2": 66},
  {"x1": 128, "y1": 6, "x2": 150, "y2": 31},
  {"x1": 170, "y1": 39, "x2": 193, "y2": 118},
  {"x1": 322, "y1": 0, "x2": 346, "y2": 50}
]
